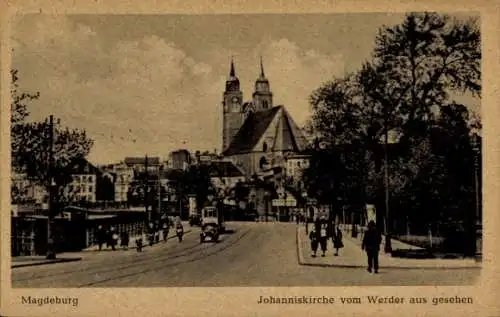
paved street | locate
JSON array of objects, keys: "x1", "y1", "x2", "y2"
[{"x1": 12, "y1": 222, "x2": 480, "y2": 288}]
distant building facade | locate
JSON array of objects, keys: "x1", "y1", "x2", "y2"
[
  {"x1": 101, "y1": 162, "x2": 135, "y2": 203},
  {"x1": 124, "y1": 157, "x2": 161, "y2": 174},
  {"x1": 167, "y1": 150, "x2": 192, "y2": 171},
  {"x1": 11, "y1": 172, "x2": 46, "y2": 204},
  {"x1": 65, "y1": 159, "x2": 99, "y2": 203},
  {"x1": 194, "y1": 151, "x2": 220, "y2": 165},
  {"x1": 284, "y1": 154, "x2": 311, "y2": 189}
]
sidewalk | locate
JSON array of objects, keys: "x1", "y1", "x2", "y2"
[
  {"x1": 12, "y1": 222, "x2": 192, "y2": 268},
  {"x1": 296, "y1": 225, "x2": 480, "y2": 270},
  {"x1": 11, "y1": 256, "x2": 83, "y2": 268}
]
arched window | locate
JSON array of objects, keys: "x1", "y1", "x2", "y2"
[
  {"x1": 262, "y1": 142, "x2": 268, "y2": 152},
  {"x1": 259, "y1": 156, "x2": 268, "y2": 169},
  {"x1": 262, "y1": 100, "x2": 269, "y2": 109}
]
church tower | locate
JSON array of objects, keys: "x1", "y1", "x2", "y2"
[
  {"x1": 252, "y1": 57, "x2": 273, "y2": 112},
  {"x1": 222, "y1": 59, "x2": 244, "y2": 151}
]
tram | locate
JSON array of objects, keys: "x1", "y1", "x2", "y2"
[{"x1": 200, "y1": 205, "x2": 225, "y2": 243}]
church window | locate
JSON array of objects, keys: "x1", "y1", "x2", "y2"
[
  {"x1": 262, "y1": 142, "x2": 268, "y2": 152},
  {"x1": 259, "y1": 156, "x2": 268, "y2": 169},
  {"x1": 262, "y1": 100, "x2": 269, "y2": 109}
]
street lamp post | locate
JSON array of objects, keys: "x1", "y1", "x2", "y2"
[
  {"x1": 471, "y1": 135, "x2": 481, "y2": 256},
  {"x1": 46, "y1": 115, "x2": 56, "y2": 260},
  {"x1": 383, "y1": 113, "x2": 392, "y2": 254},
  {"x1": 144, "y1": 154, "x2": 149, "y2": 222},
  {"x1": 472, "y1": 136, "x2": 481, "y2": 226},
  {"x1": 302, "y1": 191, "x2": 307, "y2": 230}
]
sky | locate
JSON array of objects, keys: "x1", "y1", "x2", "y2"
[{"x1": 10, "y1": 13, "x2": 480, "y2": 165}]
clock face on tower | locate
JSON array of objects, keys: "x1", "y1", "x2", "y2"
[{"x1": 232, "y1": 97, "x2": 239, "y2": 103}]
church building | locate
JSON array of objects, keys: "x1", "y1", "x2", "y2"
[{"x1": 221, "y1": 58, "x2": 309, "y2": 177}]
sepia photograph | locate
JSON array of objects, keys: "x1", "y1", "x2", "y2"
[
  {"x1": 2, "y1": 3, "x2": 498, "y2": 316},
  {"x1": 7, "y1": 12, "x2": 483, "y2": 289}
]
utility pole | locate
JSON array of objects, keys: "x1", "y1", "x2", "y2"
[
  {"x1": 158, "y1": 174, "x2": 161, "y2": 217},
  {"x1": 144, "y1": 154, "x2": 149, "y2": 221},
  {"x1": 46, "y1": 115, "x2": 56, "y2": 259}
]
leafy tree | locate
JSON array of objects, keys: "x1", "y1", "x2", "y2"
[
  {"x1": 232, "y1": 181, "x2": 250, "y2": 204},
  {"x1": 11, "y1": 69, "x2": 39, "y2": 175},
  {"x1": 10, "y1": 69, "x2": 94, "y2": 212},
  {"x1": 302, "y1": 148, "x2": 341, "y2": 205},
  {"x1": 96, "y1": 174, "x2": 115, "y2": 201},
  {"x1": 10, "y1": 69, "x2": 38, "y2": 126},
  {"x1": 304, "y1": 13, "x2": 481, "y2": 241},
  {"x1": 309, "y1": 76, "x2": 365, "y2": 147},
  {"x1": 372, "y1": 13, "x2": 480, "y2": 135},
  {"x1": 182, "y1": 164, "x2": 212, "y2": 210}
]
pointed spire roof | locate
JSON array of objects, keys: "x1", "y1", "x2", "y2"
[
  {"x1": 226, "y1": 57, "x2": 240, "y2": 90},
  {"x1": 260, "y1": 56, "x2": 265, "y2": 77},
  {"x1": 230, "y1": 57, "x2": 236, "y2": 77},
  {"x1": 256, "y1": 56, "x2": 268, "y2": 82}
]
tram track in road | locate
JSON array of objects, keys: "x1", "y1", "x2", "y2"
[
  {"x1": 13, "y1": 226, "x2": 251, "y2": 287},
  {"x1": 13, "y1": 231, "x2": 201, "y2": 283},
  {"x1": 78, "y1": 227, "x2": 252, "y2": 287}
]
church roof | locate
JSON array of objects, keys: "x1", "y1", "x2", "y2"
[
  {"x1": 223, "y1": 107, "x2": 280, "y2": 156},
  {"x1": 223, "y1": 106, "x2": 308, "y2": 156}
]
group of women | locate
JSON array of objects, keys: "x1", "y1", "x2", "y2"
[{"x1": 308, "y1": 216, "x2": 344, "y2": 257}]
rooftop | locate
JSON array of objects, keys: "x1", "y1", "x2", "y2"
[
  {"x1": 124, "y1": 157, "x2": 160, "y2": 166},
  {"x1": 223, "y1": 106, "x2": 309, "y2": 156},
  {"x1": 70, "y1": 158, "x2": 100, "y2": 175}
]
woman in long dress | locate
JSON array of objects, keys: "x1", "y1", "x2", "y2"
[{"x1": 332, "y1": 226, "x2": 344, "y2": 256}]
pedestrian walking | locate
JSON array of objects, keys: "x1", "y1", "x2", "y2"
[
  {"x1": 317, "y1": 216, "x2": 329, "y2": 257},
  {"x1": 109, "y1": 226, "x2": 118, "y2": 251},
  {"x1": 135, "y1": 230, "x2": 143, "y2": 252},
  {"x1": 120, "y1": 231, "x2": 129, "y2": 250},
  {"x1": 332, "y1": 225, "x2": 344, "y2": 256},
  {"x1": 162, "y1": 222, "x2": 170, "y2": 242},
  {"x1": 96, "y1": 225, "x2": 106, "y2": 251},
  {"x1": 361, "y1": 220, "x2": 382, "y2": 274},
  {"x1": 147, "y1": 222, "x2": 155, "y2": 247},
  {"x1": 175, "y1": 219, "x2": 184, "y2": 242},
  {"x1": 309, "y1": 226, "x2": 319, "y2": 257},
  {"x1": 305, "y1": 216, "x2": 309, "y2": 234}
]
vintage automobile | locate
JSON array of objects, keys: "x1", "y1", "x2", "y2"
[{"x1": 200, "y1": 223, "x2": 219, "y2": 243}]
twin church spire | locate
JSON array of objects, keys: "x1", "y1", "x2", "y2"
[
  {"x1": 222, "y1": 56, "x2": 274, "y2": 151},
  {"x1": 258, "y1": 55, "x2": 267, "y2": 80}
]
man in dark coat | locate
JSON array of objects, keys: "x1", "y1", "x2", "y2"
[
  {"x1": 361, "y1": 220, "x2": 382, "y2": 273},
  {"x1": 309, "y1": 226, "x2": 319, "y2": 257}
]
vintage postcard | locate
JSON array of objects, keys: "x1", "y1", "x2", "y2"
[{"x1": 1, "y1": 1, "x2": 499, "y2": 316}]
